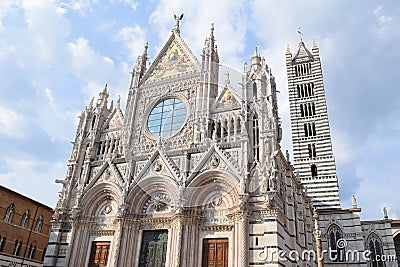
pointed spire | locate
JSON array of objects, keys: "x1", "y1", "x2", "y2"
[
  {"x1": 312, "y1": 39, "x2": 319, "y2": 56},
  {"x1": 251, "y1": 46, "x2": 261, "y2": 68},
  {"x1": 88, "y1": 97, "x2": 94, "y2": 110},
  {"x1": 209, "y1": 23, "x2": 216, "y2": 55},
  {"x1": 286, "y1": 44, "x2": 291, "y2": 54},
  {"x1": 313, "y1": 39, "x2": 318, "y2": 49},
  {"x1": 97, "y1": 84, "x2": 109, "y2": 108},
  {"x1": 253, "y1": 46, "x2": 258, "y2": 58},
  {"x1": 117, "y1": 95, "x2": 121, "y2": 108},
  {"x1": 224, "y1": 71, "x2": 231, "y2": 86}
]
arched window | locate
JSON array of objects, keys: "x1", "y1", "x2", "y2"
[
  {"x1": 91, "y1": 115, "x2": 97, "y2": 129},
  {"x1": 367, "y1": 233, "x2": 385, "y2": 267},
  {"x1": 304, "y1": 123, "x2": 309, "y2": 137},
  {"x1": 4, "y1": 203, "x2": 15, "y2": 223},
  {"x1": 253, "y1": 82, "x2": 257, "y2": 98},
  {"x1": 328, "y1": 224, "x2": 345, "y2": 262},
  {"x1": 311, "y1": 164, "x2": 318, "y2": 177},
  {"x1": 300, "y1": 104, "x2": 304, "y2": 117},
  {"x1": 310, "y1": 122, "x2": 316, "y2": 136},
  {"x1": 308, "y1": 144, "x2": 316, "y2": 158},
  {"x1": 13, "y1": 239, "x2": 22, "y2": 256},
  {"x1": 253, "y1": 116, "x2": 260, "y2": 161},
  {"x1": 0, "y1": 235, "x2": 6, "y2": 252},
  {"x1": 20, "y1": 210, "x2": 30, "y2": 228},
  {"x1": 35, "y1": 215, "x2": 44, "y2": 233},
  {"x1": 28, "y1": 242, "x2": 37, "y2": 259}
]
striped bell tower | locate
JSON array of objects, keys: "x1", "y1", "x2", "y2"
[{"x1": 286, "y1": 39, "x2": 341, "y2": 209}]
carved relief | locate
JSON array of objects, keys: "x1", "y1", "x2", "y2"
[
  {"x1": 136, "y1": 162, "x2": 147, "y2": 177},
  {"x1": 147, "y1": 41, "x2": 196, "y2": 82},
  {"x1": 190, "y1": 153, "x2": 203, "y2": 170},
  {"x1": 142, "y1": 193, "x2": 173, "y2": 214},
  {"x1": 116, "y1": 163, "x2": 129, "y2": 179}
]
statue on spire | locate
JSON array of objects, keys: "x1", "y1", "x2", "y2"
[{"x1": 173, "y1": 13, "x2": 184, "y2": 33}]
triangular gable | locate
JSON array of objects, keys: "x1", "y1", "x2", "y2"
[
  {"x1": 214, "y1": 86, "x2": 242, "y2": 110},
  {"x1": 85, "y1": 160, "x2": 125, "y2": 192},
  {"x1": 187, "y1": 144, "x2": 241, "y2": 185},
  {"x1": 135, "y1": 149, "x2": 181, "y2": 182},
  {"x1": 293, "y1": 41, "x2": 313, "y2": 62},
  {"x1": 141, "y1": 32, "x2": 200, "y2": 84},
  {"x1": 103, "y1": 107, "x2": 124, "y2": 131}
]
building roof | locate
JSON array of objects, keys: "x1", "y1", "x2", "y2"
[{"x1": 0, "y1": 185, "x2": 54, "y2": 211}]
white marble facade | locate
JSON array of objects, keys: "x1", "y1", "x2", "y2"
[{"x1": 44, "y1": 19, "x2": 398, "y2": 267}]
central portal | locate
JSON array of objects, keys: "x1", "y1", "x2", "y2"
[
  {"x1": 139, "y1": 230, "x2": 168, "y2": 267},
  {"x1": 202, "y1": 238, "x2": 229, "y2": 267}
]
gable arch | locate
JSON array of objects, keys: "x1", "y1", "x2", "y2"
[
  {"x1": 184, "y1": 170, "x2": 239, "y2": 208},
  {"x1": 80, "y1": 182, "x2": 123, "y2": 217},
  {"x1": 392, "y1": 229, "x2": 400, "y2": 239},
  {"x1": 366, "y1": 232, "x2": 383, "y2": 244},
  {"x1": 126, "y1": 175, "x2": 179, "y2": 215}
]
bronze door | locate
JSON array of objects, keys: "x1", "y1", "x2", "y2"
[
  {"x1": 202, "y1": 238, "x2": 228, "y2": 267},
  {"x1": 88, "y1": 241, "x2": 111, "y2": 267}
]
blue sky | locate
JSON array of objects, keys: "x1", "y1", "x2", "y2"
[{"x1": 0, "y1": 0, "x2": 399, "y2": 220}]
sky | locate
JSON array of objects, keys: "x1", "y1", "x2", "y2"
[{"x1": 0, "y1": 0, "x2": 399, "y2": 220}]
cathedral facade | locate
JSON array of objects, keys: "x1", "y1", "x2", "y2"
[{"x1": 44, "y1": 18, "x2": 399, "y2": 267}]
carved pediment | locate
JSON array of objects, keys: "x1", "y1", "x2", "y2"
[
  {"x1": 141, "y1": 31, "x2": 200, "y2": 85},
  {"x1": 135, "y1": 149, "x2": 181, "y2": 182}
]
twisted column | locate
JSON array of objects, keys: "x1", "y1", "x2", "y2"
[
  {"x1": 238, "y1": 211, "x2": 249, "y2": 267},
  {"x1": 174, "y1": 216, "x2": 183, "y2": 267},
  {"x1": 111, "y1": 219, "x2": 123, "y2": 267}
]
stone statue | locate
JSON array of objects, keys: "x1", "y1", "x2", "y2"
[
  {"x1": 240, "y1": 177, "x2": 246, "y2": 194},
  {"x1": 269, "y1": 171, "x2": 276, "y2": 190},
  {"x1": 173, "y1": 13, "x2": 184, "y2": 31},
  {"x1": 352, "y1": 195, "x2": 357, "y2": 208},
  {"x1": 264, "y1": 193, "x2": 271, "y2": 209},
  {"x1": 383, "y1": 207, "x2": 388, "y2": 219}
]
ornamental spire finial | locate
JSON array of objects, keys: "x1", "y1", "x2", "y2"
[
  {"x1": 297, "y1": 26, "x2": 303, "y2": 42},
  {"x1": 173, "y1": 13, "x2": 184, "y2": 34}
]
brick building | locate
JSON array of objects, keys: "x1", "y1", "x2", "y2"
[{"x1": 0, "y1": 185, "x2": 53, "y2": 267}]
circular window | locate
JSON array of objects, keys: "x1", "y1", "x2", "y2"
[{"x1": 147, "y1": 98, "x2": 187, "y2": 138}]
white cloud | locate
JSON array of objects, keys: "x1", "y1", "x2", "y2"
[
  {"x1": 0, "y1": 106, "x2": 24, "y2": 138},
  {"x1": 373, "y1": 5, "x2": 392, "y2": 25},
  {"x1": 119, "y1": 0, "x2": 137, "y2": 10},
  {"x1": 63, "y1": 0, "x2": 97, "y2": 15},
  {"x1": 114, "y1": 24, "x2": 147, "y2": 62},
  {"x1": 149, "y1": 0, "x2": 248, "y2": 68},
  {"x1": 0, "y1": 158, "x2": 65, "y2": 207}
]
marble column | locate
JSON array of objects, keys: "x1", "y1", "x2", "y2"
[{"x1": 173, "y1": 216, "x2": 183, "y2": 267}]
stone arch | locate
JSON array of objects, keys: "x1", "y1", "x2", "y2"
[
  {"x1": 184, "y1": 170, "x2": 239, "y2": 208},
  {"x1": 80, "y1": 182, "x2": 123, "y2": 217},
  {"x1": 327, "y1": 223, "x2": 345, "y2": 262},
  {"x1": 366, "y1": 232, "x2": 385, "y2": 267},
  {"x1": 126, "y1": 175, "x2": 179, "y2": 215}
]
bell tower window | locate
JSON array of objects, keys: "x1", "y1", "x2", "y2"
[{"x1": 311, "y1": 164, "x2": 318, "y2": 177}]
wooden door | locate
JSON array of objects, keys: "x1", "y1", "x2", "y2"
[
  {"x1": 202, "y1": 238, "x2": 228, "y2": 267},
  {"x1": 88, "y1": 241, "x2": 110, "y2": 267}
]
